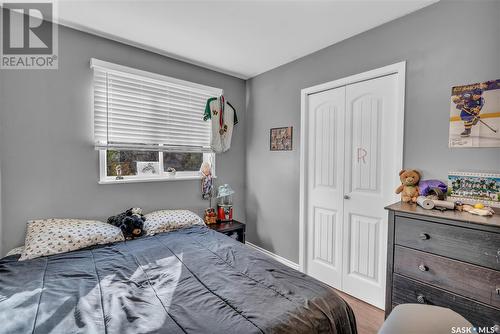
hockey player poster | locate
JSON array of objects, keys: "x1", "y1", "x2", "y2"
[{"x1": 449, "y1": 79, "x2": 500, "y2": 147}]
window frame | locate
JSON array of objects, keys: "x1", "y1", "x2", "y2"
[
  {"x1": 91, "y1": 59, "x2": 221, "y2": 184},
  {"x1": 99, "y1": 150, "x2": 216, "y2": 184}
]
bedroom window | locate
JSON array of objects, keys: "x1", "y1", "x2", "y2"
[{"x1": 91, "y1": 59, "x2": 220, "y2": 183}]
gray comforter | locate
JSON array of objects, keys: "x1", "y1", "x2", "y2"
[{"x1": 0, "y1": 225, "x2": 356, "y2": 334}]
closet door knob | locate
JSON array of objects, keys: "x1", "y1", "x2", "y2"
[{"x1": 344, "y1": 194, "x2": 351, "y2": 200}]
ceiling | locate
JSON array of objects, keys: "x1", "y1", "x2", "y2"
[{"x1": 55, "y1": 0, "x2": 438, "y2": 79}]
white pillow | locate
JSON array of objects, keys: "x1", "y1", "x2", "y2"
[
  {"x1": 144, "y1": 210, "x2": 205, "y2": 236},
  {"x1": 20, "y1": 219, "x2": 124, "y2": 261}
]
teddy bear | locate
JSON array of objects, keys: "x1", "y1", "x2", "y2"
[
  {"x1": 395, "y1": 169, "x2": 421, "y2": 203},
  {"x1": 107, "y1": 208, "x2": 146, "y2": 239}
]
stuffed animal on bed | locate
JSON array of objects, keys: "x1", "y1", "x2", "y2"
[
  {"x1": 107, "y1": 208, "x2": 146, "y2": 239},
  {"x1": 395, "y1": 169, "x2": 421, "y2": 203}
]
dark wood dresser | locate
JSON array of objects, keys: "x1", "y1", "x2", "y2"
[{"x1": 385, "y1": 202, "x2": 500, "y2": 329}]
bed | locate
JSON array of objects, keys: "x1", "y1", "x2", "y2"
[{"x1": 0, "y1": 225, "x2": 357, "y2": 334}]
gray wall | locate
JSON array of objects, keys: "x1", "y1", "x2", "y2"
[
  {"x1": 245, "y1": 1, "x2": 500, "y2": 263},
  {"x1": 0, "y1": 24, "x2": 246, "y2": 255}
]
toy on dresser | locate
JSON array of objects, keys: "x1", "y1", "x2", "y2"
[
  {"x1": 395, "y1": 169, "x2": 498, "y2": 216},
  {"x1": 416, "y1": 178, "x2": 455, "y2": 210},
  {"x1": 455, "y1": 202, "x2": 495, "y2": 216},
  {"x1": 395, "y1": 169, "x2": 421, "y2": 203}
]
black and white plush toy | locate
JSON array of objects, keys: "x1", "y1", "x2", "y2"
[{"x1": 107, "y1": 208, "x2": 146, "y2": 239}]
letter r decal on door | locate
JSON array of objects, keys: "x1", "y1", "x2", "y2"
[{"x1": 357, "y1": 148, "x2": 367, "y2": 164}]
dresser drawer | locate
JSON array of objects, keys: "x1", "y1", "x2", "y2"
[
  {"x1": 392, "y1": 274, "x2": 500, "y2": 328},
  {"x1": 394, "y1": 246, "x2": 500, "y2": 308},
  {"x1": 395, "y1": 216, "x2": 500, "y2": 270}
]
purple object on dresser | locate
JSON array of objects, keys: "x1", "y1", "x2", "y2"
[{"x1": 418, "y1": 179, "x2": 447, "y2": 196}]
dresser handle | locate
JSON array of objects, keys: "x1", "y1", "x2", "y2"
[
  {"x1": 496, "y1": 287, "x2": 500, "y2": 296},
  {"x1": 416, "y1": 294, "x2": 426, "y2": 304},
  {"x1": 419, "y1": 233, "x2": 430, "y2": 240},
  {"x1": 418, "y1": 264, "x2": 428, "y2": 272}
]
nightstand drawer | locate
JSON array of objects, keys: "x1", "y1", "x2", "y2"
[
  {"x1": 394, "y1": 246, "x2": 500, "y2": 308},
  {"x1": 392, "y1": 274, "x2": 500, "y2": 328},
  {"x1": 395, "y1": 216, "x2": 500, "y2": 270}
]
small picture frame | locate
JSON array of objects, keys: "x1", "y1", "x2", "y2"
[
  {"x1": 270, "y1": 127, "x2": 293, "y2": 151},
  {"x1": 447, "y1": 171, "x2": 500, "y2": 208},
  {"x1": 136, "y1": 161, "x2": 160, "y2": 176}
]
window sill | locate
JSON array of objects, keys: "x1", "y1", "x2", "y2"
[{"x1": 98, "y1": 175, "x2": 215, "y2": 185}]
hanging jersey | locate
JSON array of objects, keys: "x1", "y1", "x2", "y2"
[{"x1": 204, "y1": 96, "x2": 238, "y2": 153}]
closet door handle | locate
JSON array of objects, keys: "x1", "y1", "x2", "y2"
[{"x1": 344, "y1": 194, "x2": 351, "y2": 200}]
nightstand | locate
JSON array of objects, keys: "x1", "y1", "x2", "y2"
[{"x1": 207, "y1": 220, "x2": 245, "y2": 243}]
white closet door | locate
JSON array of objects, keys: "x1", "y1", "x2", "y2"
[
  {"x1": 342, "y1": 74, "x2": 398, "y2": 308},
  {"x1": 305, "y1": 87, "x2": 345, "y2": 289}
]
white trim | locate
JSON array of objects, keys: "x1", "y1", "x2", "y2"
[
  {"x1": 299, "y1": 61, "x2": 406, "y2": 273},
  {"x1": 98, "y1": 150, "x2": 216, "y2": 184},
  {"x1": 98, "y1": 175, "x2": 204, "y2": 185},
  {"x1": 299, "y1": 82, "x2": 308, "y2": 272},
  {"x1": 90, "y1": 58, "x2": 223, "y2": 96},
  {"x1": 246, "y1": 242, "x2": 300, "y2": 271}
]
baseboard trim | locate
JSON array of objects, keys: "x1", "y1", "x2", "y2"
[{"x1": 245, "y1": 242, "x2": 300, "y2": 271}]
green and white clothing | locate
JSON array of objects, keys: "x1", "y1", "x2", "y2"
[{"x1": 204, "y1": 96, "x2": 238, "y2": 153}]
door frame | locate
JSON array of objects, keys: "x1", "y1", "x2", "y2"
[{"x1": 299, "y1": 61, "x2": 406, "y2": 273}]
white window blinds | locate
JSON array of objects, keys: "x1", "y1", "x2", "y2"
[{"x1": 91, "y1": 59, "x2": 222, "y2": 152}]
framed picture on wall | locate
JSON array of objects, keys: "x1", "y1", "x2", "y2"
[
  {"x1": 447, "y1": 171, "x2": 500, "y2": 208},
  {"x1": 449, "y1": 79, "x2": 500, "y2": 148},
  {"x1": 270, "y1": 127, "x2": 293, "y2": 151}
]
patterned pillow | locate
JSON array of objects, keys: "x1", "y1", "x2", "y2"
[
  {"x1": 5, "y1": 245, "x2": 24, "y2": 257},
  {"x1": 20, "y1": 219, "x2": 124, "y2": 261},
  {"x1": 144, "y1": 210, "x2": 205, "y2": 236}
]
